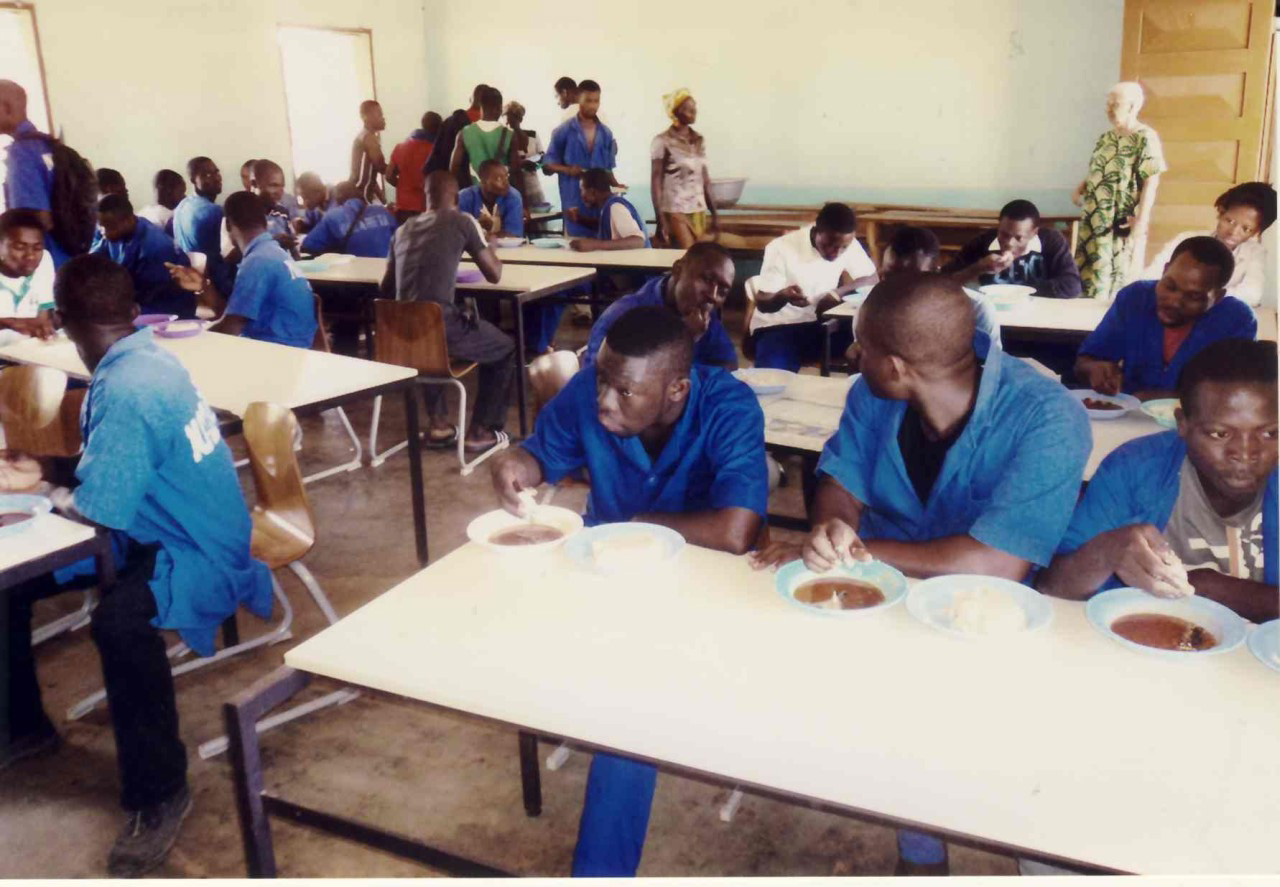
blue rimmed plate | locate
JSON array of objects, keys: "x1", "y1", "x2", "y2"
[
  {"x1": 563, "y1": 522, "x2": 685, "y2": 575},
  {"x1": 774, "y1": 559, "x2": 907, "y2": 617},
  {"x1": 1085, "y1": 587, "x2": 1247, "y2": 660},
  {"x1": 1246, "y1": 619, "x2": 1280, "y2": 674},
  {"x1": 1140, "y1": 398, "x2": 1179, "y2": 430}
]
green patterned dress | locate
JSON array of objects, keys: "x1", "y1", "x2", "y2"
[{"x1": 1075, "y1": 125, "x2": 1167, "y2": 299}]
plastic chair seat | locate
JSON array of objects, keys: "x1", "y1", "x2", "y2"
[{"x1": 250, "y1": 507, "x2": 314, "y2": 571}]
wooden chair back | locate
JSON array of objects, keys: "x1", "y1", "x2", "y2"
[
  {"x1": 527, "y1": 351, "x2": 580, "y2": 413},
  {"x1": 242, "y1": 402, "x2": 316, "y2": 558},
  {"x1": 0, "y1": 365, "x2": 84, "y2": 457},
  {"x1": 372, "y1": 299, "x2": 452, "y2": 377}
]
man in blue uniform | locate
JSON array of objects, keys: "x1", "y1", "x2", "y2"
[
  {"x1": 172, "y1": 156, "x2": 235, "y2": 295},
  {"x1": 0, "y1": 80, "x2": 70, "y2": 267},
  {"x1": 300, "y1": 180, "x2": 396, "y2": 258},
  {"x1": 543, "y1": 79, "x2": 621, "y2": 238},
  {"x1": 491, "y1": 306, "x2": 767, "y2": 876},
  {"x1": 92, "y1": 194, "x2": 195, "y2": 317}
]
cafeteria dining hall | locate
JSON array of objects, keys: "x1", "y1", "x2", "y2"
[{"x1": 1, "y1": 0, "x2": 1279, "y2": 880}]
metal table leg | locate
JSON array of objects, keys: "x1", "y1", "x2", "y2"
[
  {"x1": 513, "y1": 296, "x2": 529, "y2": 437},
  {"x1": 518, "y1": 731, "x2": 542, "y2": 817},
  {"x1": 403, "y1": 384, "x2": 428, "y2": 566}
]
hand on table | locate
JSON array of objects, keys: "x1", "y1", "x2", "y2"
[
  {"x1": 804, "y1": 519, "x2": 872, "y2": 572},
  {"x1": 569, "y1": 238, "x2": 599, "y2": 252},
  {"x1": 1104, "y1": 524, "x2": 1194, "y2": 598},
  {"x1": 747, "y1": 539, "x2": 803, "y2": 571},
  {"x1": 2, "y1": 315, "x2": 56, "y2": 340},
  {"x1": 1083, "y1": 360, "x2": 1123, "y2": 396},
  {"x1": 166, "y1": 263, "x2": 205, "y2": 293}
]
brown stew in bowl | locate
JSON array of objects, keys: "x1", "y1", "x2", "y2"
[
  {"x1": 1111, "y1": 613, "x2": 1217, "y2": 651},
  {"x1": 0, "y1": 511, "x2": 33, "y2": 528},
  {"x1": 1083, "y1": 397, "x2": 1123, "y2": 411},
  {"x1": 794, "y1": 578, "x2": 885, "y2": 610},
  {"x1": 489, "y1": 524, "x2": 564, "y2": 546}
]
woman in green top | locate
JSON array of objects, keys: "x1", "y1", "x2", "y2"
[
  {"x1": 1073, "y1": 81, "x2": 1167, "y2": 299},
  {"x1": 449, "y1": 85, "x2": 520, "y2": 194}
]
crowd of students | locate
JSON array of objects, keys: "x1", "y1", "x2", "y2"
[{"x1": 1, "y1": 67, "x2": 1278, "y2": 880}]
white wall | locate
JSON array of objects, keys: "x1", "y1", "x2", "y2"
[
  {"x1": 422, "y1": 0, "x2": 1125, "y2": 211},
  {"x1": 26, "y1": 0, "x2": 428, "y2": 201}
]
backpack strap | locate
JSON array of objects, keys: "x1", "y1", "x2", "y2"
[{"x1": 337, "y1": 202, "x2": 369, "y2": 254}]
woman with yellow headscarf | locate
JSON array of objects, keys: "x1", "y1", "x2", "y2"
[{"x1": 650, "y1": 88, "x2": 719, "y2": 248}]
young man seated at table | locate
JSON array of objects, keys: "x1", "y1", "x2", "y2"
[
  {"x1": 2, "y1": 255, "x2": 273, "y2": 875},
  {"x1": 877, "y1": 225, "x2": 1001, "y2": 345},
  {"x1": 136, "y1": 169, "x2": 186, "y2": 238},
  {"x1": 749, "y1": 202, "x2": 878, "y2": 372},
  {"x1": 92, "y1": 194, "x2": 196, "y2": 318},
  {"x1": 943, "y1": 199, "x2": 1082, "y2": 299},
  {"x1": 172, "y1": 156, "x2": 234, "y2": 295},
  {"x1": 299, "y1": 180, "x2": 396, "y2": 258},
  {"x1": 751, "y1": 273, "x2": 1090, "y2": 875},
  {"x1": 582, "y1": 241, "x2": 737, "y2": 370},
  {"x1": 569, "y1": 167, "x2": 649, "y2": 252},
  {"x1": 381, "y1": 170, "x2": 512, "y2": 452},
  {"x1": 167, "y1": 192, "x2": 317, "y2": 349},
  {"x1": 1075, "y1": 235, "x2": 1256, "y2": 400},
  {"x1": 251, "y1": 159, "x2": 298, "y2": 253},
  {"x1": 0, "y1": 209, "x2": 55, "y2": 339},
  {"x1": 490, "y1": 305, "x2": 767, "y2": 877},
  {"x1": 293, "y1": 172, "x2": 333, "y2": 235},
  {"x1": 1039, "y1": 338, "x2": 1277, "y2": 624}
]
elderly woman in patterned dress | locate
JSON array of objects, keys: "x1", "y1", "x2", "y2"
[
  {"x1": 649, "y1": 88, "x2": 719, "y2": 248},
  {"x1": 1073, "y1": 81, "x2": 1167, "y2": 299}
]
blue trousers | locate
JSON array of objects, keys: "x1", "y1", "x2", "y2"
[
  {"x1": 523, "y1": 303, "x2": 567, "y2": 355},
  {"x1": 571, "y1": 753, "x2": 658, "y2": 877},
  {"x1": 752, "y1": 321, "x2": 849, "y2": 373}
]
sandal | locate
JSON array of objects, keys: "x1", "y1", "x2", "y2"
[
  {"x1": 425, "y1": 424, "x2": 458, "y2": 450},
  {"x1": 463, "y1": 430, "x2": 508, "y2": 453}
]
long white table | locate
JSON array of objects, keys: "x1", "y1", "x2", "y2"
[
  {"x1": 0, "y1": 332, "x2": 432, "y2": 564},
  {"x1": 493, "y1": 243, "x2": 683, "y2": 273},
  {"x1": 226, "y1": 541, "x2": 1280, "y2": 875},
  {"x1": 301, "y1": 256, "x2": 595, "y2": 436}
]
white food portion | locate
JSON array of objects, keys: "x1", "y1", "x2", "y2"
[
  {"x1": 945, "y1": 587, "x2": 1027, "y2": 635},
  {"x1": 165, "y1": 320, "x2": 202, "y2": 333},
  {"x1": 591, "y1": 533, "x2": 665, "y2": 571}
]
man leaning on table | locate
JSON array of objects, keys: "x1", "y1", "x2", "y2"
[
  {"x1": 1039, "y1": 338, "x2": 1278, "y2": 624},
  {"x1": 3, "y1": 255, "x2": 273, "y2": 876},
  {"x1": 490, "y1": 306, "x2": 768, "y2": 877},
  {"x1": 943, "y1": 199, "x2": 1082, "y2": 298},
  {"x1": 751, "y1": 273, "x2": 1091, "y2": 876},
  {"x1": 1074, "y1": 236, "x2": 1255, "y2": 400}
]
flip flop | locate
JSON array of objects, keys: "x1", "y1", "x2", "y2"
[
  {"x1": 425, "y1": 424, "x2": 458, "y2": 450},
  {"x1": 464, "y1": 430, "x2": 509, "y2": 453}
]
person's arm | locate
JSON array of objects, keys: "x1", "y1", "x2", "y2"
[
  {"x1": 462, "y1": 218, "x2": 502, "y2": 283},
  {"x1": 448, "y1": 132, "x2": 467, "y2": 178},
  {"x1": 300, "y1": 211, "x2": 337, "y2": 255},
  {"x1": 1038, "y1": 523, "x2": 1189, "y2": 600},
  {"x1": 754, "y1": 244, "x2": 810, "y2": 312},
  {"x1": 1074, "y1": 355, "x2": 1124, "y2": 395},
  {"x1": 944, "y1": 233, "x2": 1011, "y2": 284},
  {"x1": 0, "y1": 313, "x2": 55, "y2": 339},
  {"x1": 634, "y1": 507, "x2": 761, "y2": 555},
  {"x1": 167, "y1": 263, "x2": 227, "y2": 313},
  {"x1": 1074, "y1": 297, "x2": 1128, "y2": 393},
  {"x1": 1071, "y1": 179, "x2": 1086, "y2": 207},
  {"x1": 491, "y1": 447, "x2": 546, "y2": 514},
  {"x1": 571, "y1": 234, "x2": 645, "y2": 252},
  {"x1": 701, "y1": 162, "x2": 718, "y2": 234},
  {"x1": 650, "y1": 156, "x2": 666, "y2": 244},
  {"x1": 1188, "y1": 569, "x2": 1279, "y2": 624},
  {"x1": 363, "y1": 132, "x2": 387, "y2": 173},
  {"x1": 208, "y1": 313, "x2": 248, "y2": 336}
]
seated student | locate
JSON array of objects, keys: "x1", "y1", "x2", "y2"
[
  {"x1": 1039, "y1": 338, "x2": 1277, "y2": 624},
  {"x1": 136, "y1": 169, "x2": 186, "y2": 238},
  {"x1": 96, "y1": 167, "x2": 128, "y2": 200},
  {"x1": 92, "y1": 195, "x2": 195, "y2": 318},
  {"x1": 1075, "y1": 235, "x2": 1256, "y2": 399},
  {"x1": 0, "y1": 209, "x2": 55, "y2": 339},
  {"x1": 167, "y1": 192, "x2": 317, "y2": 349},
  {"x1": 457, "y1": 158, "x2": 525, "y2": 241},
  {"x1": 490, "y1": 306, "x2": 766, "y2": 877},
  {"x1": 300, "y1": 180, "x2": 395, "y2": 258},
  {"x1": 943, "y1": 199, "x2": 1082, "y2": 298},
  {"x1": 877, "y1": 225, "x2": 1001, "y2": 346},
  {"x1": 748, "y1": 202, "x2": 878, "y2": 372},
  {"x1": 251, "y1": 159, "x2": 298, "y2": 252},
  {"x1": 751, "y1": 274, "x2": 1090, "y2": 875},
  {"x1": 450, "y1": 86, "x2": 519, "y2": 187},
  {"x1": 568, "y1": 167, "x2": 649, "y2": 251},
  {"x1": 1143, "y1": 181, "x2": 1276, "y2": 307},
  {"x1": 3, "y1": 255, "x2": 273, "y2": 875},
  {"x1": 582, "y1": 241, "x2": 737, "y2": 370},
  {"x1": 381, "y1": 170, "x2": 512, "y2": 452},
  {"x1": 172, "y1": 156, "x2": 234, "y2": 295},
  {"x1": 293, "y1": 172, "x2": 333, "y2": 235}
]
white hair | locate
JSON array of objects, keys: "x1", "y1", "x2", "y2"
[{"x1": 1108, "y1": 81, "x2": 1145, "y2": 111}]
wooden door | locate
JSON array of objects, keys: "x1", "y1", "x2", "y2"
[{"x1": 1121, "y1": 0, "x2": 1274, "y2": 262}]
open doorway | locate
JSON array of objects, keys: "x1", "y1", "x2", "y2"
[{"x1": 277, "y1": 25, "x2": 376, "y2": 187}]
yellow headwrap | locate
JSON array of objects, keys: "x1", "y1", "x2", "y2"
[{"x1": 663, "y1": 88, "x2": 693, "y2": 123}]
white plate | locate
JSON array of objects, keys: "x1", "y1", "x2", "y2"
[
  {"x1": 1070, "y1": 389, "x2": 1141, "y2": 420},
  {"x1": 1246, "y1": 619, "x2": 1280, "y2": 673},
  {"x1": 466, "y1": 506, "x2": 583, "y2": 554},
  {"x1": 733, "y1": 368, "x2": 796, "y2": 397},
  {"x1": 0, "y1": 493, "x2": 53, "y2": 540},
  {"x1": 979, "y1": 283, "x2": 1035, "y2": 301},
  {"x1": 774, "y1": 559, "x2": 907, "y2": 617},
  {"x1": 1085, "y1": 587, "x2": 1247, "y2": 660},
  {"x1": 1140, "y1": 398, "x2": 1179, "y2": 430},
  {"x1": 906, "y1": 574, "x2": 1052, "y2": 638},
  {"x1": 563, "y1": 522, "x2": 684, "y2": 575},
  {"x1": 495, "y1": 237, "x2": 525, "y2": 248}
]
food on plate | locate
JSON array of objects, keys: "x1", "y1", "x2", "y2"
[
  {"x1": 1111, "y1": 613, "x2": 1216, "y2": 651},
  {"x1": 793, "y1": 577, "x2": 885, "y2": 610},
  {"x1": 591, "y1": 532, "x2": 665, "y2": 570},
  {"x1": 164, "y1": 320, "x2": 202, "y2": 333},
  {"x1": 945, "y1": 587, "x2": 1027, "y2": 635},
  {"x1": 489, "y1": 524, "x2": 564, "y2": 546},
  {"x1": 0, "y1": 451, "x2": 42, "y2": 493},
  {"x1": 1082, "y1": 397, "x2": 1123, "y2": 411},
  {"x1": 0, "y1": 510, "x2": 33, "y2": 527},
  {"x1": 1156, "y1": 549, "x2": 1195, "y2": 597}
]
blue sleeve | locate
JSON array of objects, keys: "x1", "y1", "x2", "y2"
[
  {"x1": 582, "y1": 302, "x2": 622, "y2": 367},
  {"x1": 706, "y1": 382, "x2": 768, "y2": 517},
  {"x1": 503, "y1": 193, "x2": 525, "y2": 237},
  {"x1": 520, "y1": 372, "x2": 589, "y2": 482},
  {"x1": 74, "y1": 386, "x2": 157, "y2": 530},
  {"x1": 6, "y1": 142, "x2": 51, "y2": 211},
  {"x1": 301, "y1": 210, "x2": 339, "y2": 254},
  {"x1": 1057, "y1": 445, "x2": 1146, "y2": 556},
  {"x1": 1077, "y1": 292, "x2": 1129, "y2": 361},
  {"x1": 226, "y1": 261, "x2": 267, "y2": 321},
  {"x1": 457, "y1": 189, "x2": 477, "y2": 219},
  {"x1": 967, "y1": 393, "x2": 1091, "y2": 566},
  {"x1": 816, "y1": 380, "x2": 879, "y2": 506},
  {"x1": 1228, "y1": 300, "x2": 1259, "y2": 340},
  {"x1": 603, "y1": 126, "x2": 618, "y2": 169},
  {"x1": 697, "y1": 316, "x2": 738, "y2": 367},
  {"x1": 544, "y1": 124, "x2": 566, "y2": 166}
]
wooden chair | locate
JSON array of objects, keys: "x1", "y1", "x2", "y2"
[
  {"x1": 367, "y1": 299, "x2": 509, "y2": 476},
  {"x1": 527, "y1": 350, "x2": 580, "y2": 414},
  {"x1": 0, "y1": 366, "x2": 95, "y2": 645},
  {"x1": 301, "y1": 295, "x2": 364, "y2": 484}
]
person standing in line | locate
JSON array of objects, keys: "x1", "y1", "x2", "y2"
[{"x1": 388, "y1": 111, "x2": 441, "y2": 224}]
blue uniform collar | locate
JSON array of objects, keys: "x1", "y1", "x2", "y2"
[
  {"x1": 243, "y1": 231, "x2": 275, "y2": 257},
  {"x1": 97, "y1": 327, "x2": 155, "y2": 373},
  {"x1": 612, "y1": 367, "x2": 704, "y2": 473}
]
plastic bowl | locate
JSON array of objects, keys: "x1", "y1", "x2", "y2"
[
  {"x1": 0, "y1": 493, "x2": 53, "y2": 540},
  {"x1": 456, "y1": 268, "x2": 485, "y2": 284},
  {"x1": 155, "y1": 319, "x2": 206, "y2": 339},
  {"x1": 907, "y1": 574, "x2": 1053, "y2": 638},
  {"x1": 466, "y1": 505, "x2": 583, "y2": 555},
  {"x1": 774, "y1": 559, "x2": 907, "y2": 617},
  {"x1": 709, "y1": 177, "x2": 747, "y2": 209},
  {"x1": 135, "y1": 313, "x2": 178, "y2": 328},
  {"x1": 1085, "y1": 587, "x2": 1247, "y2": 660},
  {"x1": 1140, "y1": 398, "x2": 1180, "y2": 430}
]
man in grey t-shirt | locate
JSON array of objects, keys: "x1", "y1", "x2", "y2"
[{"x1": 381, "y1": 171, "x2": 514, "y2": 451}]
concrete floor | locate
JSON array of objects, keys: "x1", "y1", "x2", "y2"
[{"x1": 0, "y1": 313, "x2": 1019, "y2": 878}]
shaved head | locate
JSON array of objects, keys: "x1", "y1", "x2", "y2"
[
  {"x1": 425, "y1": 170, "x2": 459, "y2": 211},
  {"x1": 859, "y1": 273, "x2": 975, "y2": 369}
]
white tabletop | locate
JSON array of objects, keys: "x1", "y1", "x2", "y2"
[
  {"x1": 302, "y1": 255, "x2": 595, "y2": 296},
  {"x1": 0, "y1": 331, "x2": 415, "y2": 417},
  {"x1": 0, "y1": 512, "x2": 96, "y2": 574},
  {"x1": 493, "y1": 243, "x2": 684, "y2": 271},
  {"x1": 285, "y1": 541, "x2": 1280, "y2": 874}
]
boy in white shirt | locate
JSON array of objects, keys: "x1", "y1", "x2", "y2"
[
  {"x1": 0, "y1": 209, "x2": 55, "y2": 338},
  {"x1": 750, "y1": 202, "x2": 878, "y2": 371}
]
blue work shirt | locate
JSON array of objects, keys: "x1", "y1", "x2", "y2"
[
  {"x1": 226, "y1": 231, "x2": 318, "y2": 348},
  {"x1": 523, "y1": 364, "x2": 768, "y2": 526},
  {"x1": 1077, "y1": 280, "x2": 1257, "y2": 394},
  {"x1": 301, "y1": 198, "x2": 396, "y2": 257},
  {"x1": 74, "y1": 329, "x2": 273, "y2": 656},
  {"x1": 173, "y1": 194, "x2": 235, "y2": 294},
  {"x1": 3, "y1": 120, "x2": 69, "y2": 267},
  {"x1": 457, "y1": 185, "x2": 524, "y2": 237},
  {"x1": 1058, "y1": 431, "x2": 1278, "y2": 589},
  {"x1": 582, "y1": 274, "x2": 737, "y2": 369},
  {"x1": 818, "y1": 339, "x2": 1092, "y2": 568},
  {"x1": 90, "y1": 216, "x2": 195, "y2": 318},
  {"x1": 544, "y1": 116, "x2": 617, "y2": 237}
]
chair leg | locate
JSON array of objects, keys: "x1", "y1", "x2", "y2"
[
  {"x1": 286, "y1": 560, "x2": 340, "y2": 625},
  {"x1": 31, "y1": 589, "x2": 97, "y2": 647},
  {"x1": 197, "y1": 687, "x2": 360, "y2": 760},
  {"x1": 368, "y1": 394, "x2": 409, "y2": 468},
  {"x1": 303, "y1": 407, "x2": 365, "y2": 484},
  {"x1": 66, "y1": 575, "x2": 296, "y2": 721},
  {"x1": 448, "y1": 378, "x2": 510, "y2": 476}
]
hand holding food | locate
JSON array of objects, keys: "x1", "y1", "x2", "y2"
[
  {"x1": 1109, "y1": 524, "x2": 1194, "y2": 598},
  {"x1": 804, "y1": 518, "x2": 872, "y2": 572},
  {"x1": 1084, "y1": 361, "x2": 1124, "y2": 397}
]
